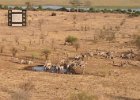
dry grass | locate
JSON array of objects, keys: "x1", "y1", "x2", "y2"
[{"x1": 0, "y1": 10, "x2": 140, "y2": 100}]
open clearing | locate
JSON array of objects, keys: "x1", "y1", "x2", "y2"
[{"x1": 0, "y1": 10, "x2": 140, "y2": 100}]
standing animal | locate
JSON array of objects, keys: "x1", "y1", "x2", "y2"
[
  {"x1": 97, "y1": 50, "x2": 114, "y2": 59},
  {"x1": 121, "y1": 50, "x2": 135, "y2": 59}
]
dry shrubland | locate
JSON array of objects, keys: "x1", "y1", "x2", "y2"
[{"x1": 0, "y1": 10, "x2": 140, "y2": 100}]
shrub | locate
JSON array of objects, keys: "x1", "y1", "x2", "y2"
[
  {"x1": 0, "y1": 4, "x2": 2, "y2": 9},
  {"x1": 51, "y1": 12, "x2": 56, "y2": 16},
  {"x1": 0, "y1": 45, "x2": 4, "y2": 53},
  {"x1": 97, "y1": 27, "x2": 116, "y2": 42},
  {"x1": 31, "y1": 53, "x2": 37, "y2": 60},
  {"x1": 70, "y1": 92, "x2": 96, "y2": 100},
  {"x1": 134, "y1": 36, "x2": 140, "y2": 49},
  {"x1": 73, "y1": 42, "x2": 80, "y2": 51},
  {"x1": 38, "y1": 5, "x2": 43, "y2": 10},
  {"x1": 57, "y1": 7, "x2": 68, "y2": 11},
  {"x1": 3, "y1": 5, "x2": 8, "y2": 9},
  {"x1": 42, "y1": 49, "x2": 51, "y2": 60},
  {"x1": 11, "y1": 47, "x2": 18, "y2": 57},
  {"x1": 128, "y1": 13, "x2": 139, "y2": 17},
  {"x1": 14, "y1": 6, "x2": 23, "y2": 10},
  {"x1": 15, "y1": 36, "x2": 20, "y2": 45},
  {"x1": 65, "y1": 36, "x2": 78, "y2": 45},
  {"x1": 11, "y1": 81, "x2": 34, "y2": 100}
]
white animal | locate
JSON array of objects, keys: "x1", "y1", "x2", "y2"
[
  {"x1": 20, "y1": 59, "x2": 27, "y2": 64},
  {"x1": 45, "y1": 60, "x2": 52, "y2": 69},
  {"x1": 28, "y1": 61, "x2": 34, "y2": 65}
]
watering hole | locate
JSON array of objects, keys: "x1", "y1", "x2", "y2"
[{"x1": 23, "y1": 65, "x2": 82, "y2": 74}]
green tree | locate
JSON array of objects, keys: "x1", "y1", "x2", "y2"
[
  {"x1": 0, "y1": 4, "x2": 2, "y2": 9},
  {"x1": 3, "y1": 5, "x2": 8, "y2": 9},
  {"x1": 38, "y1": 5, "x2": 43, "y2": 10}
]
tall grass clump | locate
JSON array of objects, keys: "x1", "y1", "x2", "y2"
[
  {"x1": 69, "y1": 92, "x2": 96, "y2": 100},
  {"x1": 65, "y1": 35, "x2": 78, "y2": 45},
  {"x1": 11, "y1": 81, "x2": 34, "y2": 100}
]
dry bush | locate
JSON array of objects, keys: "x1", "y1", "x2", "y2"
[
  {"x1": 134, "y1": 36, "x2": 140, "y2": 49},
  {"x1": 96, "y1": 27, "x2": 116, "y2": 42},
  {"x1": 73, "y1": 42, "x2": 80, "y2": 51},
  {"x1": 51, "y1": 38, "x2": 56, "y2": 51},
  {"x1": 65, "y1": 35, "x2": 78, "y2": 45},
  {"x1": 11, "y1": 47, "x2": 18, "y2": 57},
  {"x1": 69, "y1": 92, "x2": 96, "y2": 100},
  {"x1": 11, "y1": 89, "x2": 30, "y2": 100},
  {"x1": 31, "y1": 53, "x2": 37, "y2": 60},
  {"x1": 42, "y1": 48, "x2": 51, "y2": 60},
  {"x1": 0, "y1": 45, "x2": 4, "y2": 53},
  {"x1": 15, "y1": 36, "x2": 20, "y2": 45},
  {"x1": 11, "y1": 81, "x2": 34, "y2": 100},
  {"x1": 40, "y1": 34, "x2": 45, "y2": 44},
  {"x1": 1, "y1": 38, "x2": 7, "y2": 42},
  {"x1": 72, "y1": 14, "x2": 77, "y2": 30},
  {"x1": 25, "y1": 2, "x2": 32, "y2": 10},
  {"x1": 81, "y1": 25, "x2": 90, "y2": 32},
  {"x1": 51, "y1": 12, "x2": 56, "y2": 16}
]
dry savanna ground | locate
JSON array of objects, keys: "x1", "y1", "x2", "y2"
[{"x1": 0, "y1": 10, "x2": 140, "y2": 100}]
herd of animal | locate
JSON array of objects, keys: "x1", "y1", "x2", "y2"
[{"x1": 11, "y1": 49, "x2": 138, "y2": 74}]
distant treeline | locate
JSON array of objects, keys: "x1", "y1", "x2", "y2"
[{"x1": 0, "y1": 4, "x2": 140, "y2": 17}]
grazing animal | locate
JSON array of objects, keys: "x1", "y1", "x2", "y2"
[
  {"x1": 50, "y1": 65, "x2": 57, "y2": 73},
  {"x1": 106, "y1": 51, "x2": 114, "y2": 59},
  {"x1": 59, "y1": 66, "x2": 64, "y2": 74},
  {"x1": 44, "y1": 60, "x2": 52, "y2": 69},
  {"x1": 28, "y1": 60, "x2": 33, "y2": 65},
  {"x1": 121, "y1": 50, "x2": 135, "y2": 59},
  {"x1": 75, "y1": 54, "x2": 83, "y2": 60},
  {"x1": 97, "y1": 50, "x2": 114, "y2": 59},
  {"x1": 20, "y1": 59, "x2": 27, "y2": 64}
]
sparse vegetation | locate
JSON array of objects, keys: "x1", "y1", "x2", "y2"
[
  {"x1": 65, "y1": 35, "x2": 78, "y2": 45},
  {"x1": 51, "y1": 12, "x2": 56, "y2": 16},
  {"x1": 96, "y1": 26, "x2": 116, "y2": 42},
  {"x1": 73, "y1": 42, "x2": 80, "y2": 51},
  {"x1": 0, "y1": 45, "x2": 4, "y2": 53},
  {"x1": 11, "y1": 47, "x2": 18, "y2": 57},
  {"x1": 72, "y1": 14, "x2": 77, "y2": 30},
  {"x1": 15, "y1": 36, "x2": 20, "y2": 45},
  {"x1": 42, "y1": 48, "x2": 51, "y2": 60},
  {"x1": 0, "y1": 4, "x2": 2, "y2": 9},
  {"x1": 0, "y1": 6, "x2": 140, "y2": 100},
  {"x1": 25, "y1": 2, "x2": 32, "y2": 10},
  {"x1": 69, "y1": 92, "x2": 96, "y2": 100},
  {"x1": 38, "y1": 5, "x2": 43, "y2": 10},
  {"x1": 134, "y1": 36, "x2": 140, "y2": 49},
  {"x1": 11, "y1": 81, "x2": 34, "y2": 100}
]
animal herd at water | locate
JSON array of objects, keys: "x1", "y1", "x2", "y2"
[{"x1": 11, "y1": 49, "x2": 138, "y2": 74}]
